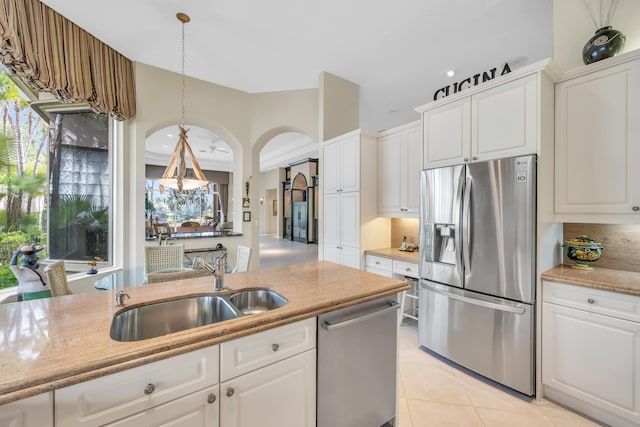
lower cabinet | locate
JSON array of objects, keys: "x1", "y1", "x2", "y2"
[
  {"x1": 542, "y1": 281, "x2": 640, "y2": 427},
  {"x1": 220, "y1": 350, "x2": 316, "y2": 427},
  {"x1": 0, "y1": 392, "x2": 53, "y2": 427}
]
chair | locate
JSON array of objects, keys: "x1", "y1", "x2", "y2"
[
  {"x1": 147, "y1": 268, "x2": 212, "y2": 284},
  {"x1": 145, "y1": 244, "x2": 185, "y2": 275},
  {"x1": 231, "y1": 245, "x2": 252, "y2": 273},
  {"x1": 45, "y1": 260, "x2": 73, "y2": 296}
]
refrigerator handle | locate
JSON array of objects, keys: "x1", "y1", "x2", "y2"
[
  {"x1": 421, "y1": 281, "x2": 526, "y2": 314},
  {"x1": 454, "y1": 168, "x2": 465, "y2": 279},
  {"x1": 462, "y1": 176, "x2": 472, "y2": 274}
]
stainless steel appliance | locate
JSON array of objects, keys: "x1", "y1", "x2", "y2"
[
  {"x1": 317, "y1": 297, "x2": 399, "y2": 427},
  {"x1": 418, "y1": 155, "x2": 536, "y2": 396}
]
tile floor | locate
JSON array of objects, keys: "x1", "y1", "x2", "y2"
[
  {"x1": 397, "y1": 322, "x2": 604, "y2": 427},
  {"x1": 257, "y1": 236, "x2": 604, "y2": 426}
]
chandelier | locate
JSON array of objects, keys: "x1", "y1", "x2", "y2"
[{"x1": 156, "y1": 12, "x2": 209, "y2": 192}]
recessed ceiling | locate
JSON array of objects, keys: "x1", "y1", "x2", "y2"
[{"x1": 42, "y1": 0, "x2": 552, "y2": 131}]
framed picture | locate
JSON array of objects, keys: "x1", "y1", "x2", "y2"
[
  {"x1": 242, "y1": 198, "x2": 250, "y2": 208},
  {"x1": 243, "y1": 211, "x2": 251, "y2": 222},
  {"x1": 272, "y1": 200, "x2": 277, "y2": 216}
]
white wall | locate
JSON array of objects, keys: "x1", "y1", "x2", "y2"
[
  {"x1": 259, "y1": 168, "x2": 281, "y2": 235},
  {"x1": 554, "y1": 0, "x2": 640, "y2": 72}
]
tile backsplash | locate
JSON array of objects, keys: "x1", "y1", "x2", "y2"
[
  {"x1": 391, "y1": 218, "x2": 419, "y2": 249},
  {"x1": 563, "y1": 223, "x2": 640, "y2": 273}
]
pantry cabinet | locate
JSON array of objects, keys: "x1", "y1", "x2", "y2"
[
  {"x1": 418, "y1": 64, "x2": 543, "y2": 169},
  {"x1": 542, "y1": 280, "x2": 640, "y2": 427},
  {"x1": 554, "y1": 51, "x2": 640, "y2": 223},
  {"x1": 378, "y1": 121, "x2": 422, "y2": 217},
  {"x1": 0, "y1": 392, "x2": 53, "y2": 427},
  {"x1": 322, "y1": 130, "x2": 389, "y2": 268}
]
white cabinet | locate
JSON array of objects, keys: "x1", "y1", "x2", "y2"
[
  {"x1": 364, "y1": 254, "x2": 393, "y2": 277},
  {"x1": 322, "y1": 130, "x2": 389, "y2": 268},
  {"x1": 419, "y1": 71, "x2": 539, "y2": 169},
  {"x1": 542, "y1": 281, "x2": 640, "y2": 427},
  {"x1": 554, "y1": 52, "x2": 640, "y2": 222},
  {"x1": 56, "y1": 346, "x2": 219, "y2": 427},
  {"x1": 0, "y1": 392, "x2": 53, "y2": 427},
  {"x1": 220, "y1": 318, "x2": 316, "y2": 427},
  {"x1": 378, "y1": 121, "x2": 422, "y2": 217}
]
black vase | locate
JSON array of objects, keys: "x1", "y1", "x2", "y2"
[{"x1": 582, "y1": 26, "x2": 626, "y2": 65}]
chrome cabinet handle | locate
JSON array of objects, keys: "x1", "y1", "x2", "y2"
[
  {"x1": 272, "y1": 343, "x2": 280, "y2": 352},
  {"x1": 375, "y1": 261, "x2": 380, "y2": 265},
  {"x1": 472, "y1": 156, "x2": 478, "y2": 161},
  {"x1": 587, "y1": 298, "x2": 595, "y2": 304},
  {"x1": 633, "y1": 206, "x2": 639, "y2": 212},
  {"x1": 463, "y1": 158, "x2": 469, "y2": 162},
  {"x1": 405, "y1": 268, "x2": 411, "y2": 272},
  {"x1": 207, "y1": 393, "x2": 216, "y2": 404},
  {"x1": 144, "y1": 383, "x2": 156, "y2": 395},
  {"x1": 226, "y1": 387, "x2": 235, "y2": 397}
]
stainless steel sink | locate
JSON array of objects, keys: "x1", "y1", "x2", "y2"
[
  {"x1": 228, "y1": 288, "x2": 288, "y2": 315},
  {"x1": 110, "y1": 288, "x2": 287, "y2": 342}
]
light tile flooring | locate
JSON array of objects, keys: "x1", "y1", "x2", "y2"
[
  {"x1": 257, "y1": 236, "x2": 604, "y2": 426},
  {"x1": 397, "y1": 322, "x2": 604, "y2": 427}
]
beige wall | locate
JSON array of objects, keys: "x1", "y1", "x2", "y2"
[
  {"x1": 319, "y1": 71, "x2": 359, "y2": 142},
  {"x1": 554, "y1": 0, "x2": 640, "y2": 72},
  {"x1": 126, "y1": 62, "x2": 323, "y2": 270},
  {"x1": 564, "y1": 223, "x2": 640, "y2": 272},
  {"x1": 259, "y1": 168, "x2": 281, "y2": 235}
]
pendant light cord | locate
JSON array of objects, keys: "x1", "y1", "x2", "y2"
[{"x1": 181, "y1": 19, "x2": 186, "y2": 128}]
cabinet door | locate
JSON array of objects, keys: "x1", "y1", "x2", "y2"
[
  {"x1": 423, "y1": 98, "x2": 471, "y2": 168},
  {"x1": 404, "y1": 126, "x2": 423, "y2": 213},
  {"x1": 339, "y1": 192, "x2": 360, "y2": 248},
  {"x1": 339, "y1": 135, "x2": 360, "y2": 193},
  {"x1": 542, "y1": 302, "x2": 640, "y2": 423},
  {"x1": 322, "y1": 193, "x2": 340, "y2": 246},
  {"x1": 378, "y1": 134, "x2": 402, "y2": 213},
  {"x1": 555, "y1": 59, "x2": 640, "y2": 215},
  {"x1": 339, "y1": 245, "x2": 361, "y2": 269},
  {"x1": 220, "y1": 350, "x2": 316, "y2": 427},
  {"x1": 0, "y1": 393, "x2": 53, "y2": 427},
  {"x1": 104, "y1": 386, "x2": 219, "y2": 427},
  {"x1": 472, "y1": 74, "x2": 537, "y2": 162},
  {"x1": 322, "y1": 244, "x2": 340, "y2": 264},
  {"x1": 322, "y1": 141, "x2": 340, "y2": 194}
]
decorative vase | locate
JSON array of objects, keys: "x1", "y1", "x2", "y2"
[
  {"x1": 582, "y1": 26, "x2": 626, "y2": 65},
  {"x1": 564, "y1": 235, "x2": 604, "y2": 270}
]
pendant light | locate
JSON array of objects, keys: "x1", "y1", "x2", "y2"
[{"x1": 156, "y1": 12, "x2": 209, "y2": 192}]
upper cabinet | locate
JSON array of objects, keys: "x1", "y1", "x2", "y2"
[
  {"x1": 323, "y1": 134, "x2": 360, "y2": 194},
  {"x1": 417, "y1": 62, "x2": 547, "y2": 169},
  {"x1": 378, "y1": 121, "x2": 422, "y2": 217},
  {"x1": 554, "y1": 51, "x2": 640, "y2": 223}
]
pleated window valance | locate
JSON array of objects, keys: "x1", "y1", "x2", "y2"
[{"x1": 0, "y1": 0, "x2": 135, "y2": 120}]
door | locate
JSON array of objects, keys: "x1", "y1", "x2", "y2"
[
  {"x1": 323, "y1": 142, "x2": 340, "y2": 194},
  {"x1": 339, "y1": 192, "x2": 360, "y2": 248},
  {"x1": 323, "y1": 193, "x2": 339, "y2": 247},
  {"x1": 464, "y1": 155, "x2": 536, "y2": 303},
  {"x1": 0, "y1": 393, "x2": 53, "y2": 427},
  {"x1": 220, "y1": 350, "x2": 316, "y2": 427},
  {"x1": 423, "y1": 98, "x2": 471, "y2": 168},
  {"x1": 419, "y1": 165, "x2": 464, "y2": 288},
  {"x1": 419, "y1": 280, "x2": 534, "y2": 396}
]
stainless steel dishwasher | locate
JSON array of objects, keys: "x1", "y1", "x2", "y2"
[{"x1": 317, "y1": 296, "x2": 399, "y2": 427}]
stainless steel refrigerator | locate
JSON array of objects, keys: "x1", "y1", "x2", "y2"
[{"x1": 418, "y1": 155, "x2": 536, "y2": 396}]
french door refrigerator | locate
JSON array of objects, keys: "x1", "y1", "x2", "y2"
[{"x1": 418, "y1": 155, "x2": 536, "y2": 396}]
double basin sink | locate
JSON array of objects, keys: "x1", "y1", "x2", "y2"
[{"x1": 110, "y1": 288, "x2": 287, "y2": 342}]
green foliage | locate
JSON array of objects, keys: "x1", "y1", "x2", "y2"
[
  {"x1": 0, "y1": 265, "x2": 17, "y2": 288},
  {"x1": 0, "y1": 230, "x2": 46, "y2": 265}
]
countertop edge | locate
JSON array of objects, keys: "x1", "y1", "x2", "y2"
[
  {"x1": 541, "y1": 264, "x2": 640, "y2": 297},
  {"x1": 0, "y1": 281, "x2": 408, "y2": 405}
]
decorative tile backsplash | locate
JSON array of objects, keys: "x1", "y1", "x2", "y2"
[
  {"x1": 391, "y1": 218, "x2": 419, "y2": 249},
  {"x1": 563, "y1": 223, "x2": 640, "y2": 273}
]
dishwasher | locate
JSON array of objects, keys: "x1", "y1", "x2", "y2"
[{"x1": 317, "y1": 296, "x2": 399, "y2": 427}]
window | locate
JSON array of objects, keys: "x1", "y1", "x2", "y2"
[{"x1": 47, "y1": 111, "x2": 112, "y2": 264}]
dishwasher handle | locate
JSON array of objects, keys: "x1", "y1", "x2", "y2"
[{"x1": 321, "y1": 301, "x2": 399, "y2": 331}]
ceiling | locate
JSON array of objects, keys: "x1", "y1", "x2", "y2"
[{"x1": 42, "y1": 0, "x2": 552, "y2": 172}]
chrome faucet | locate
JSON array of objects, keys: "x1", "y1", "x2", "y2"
[
  {"x1": 114, "y1": 290, "x2": 130, "y2": 307},
  {"x1": 212, "y1": 251, "x2": 228, "y2": 291}
]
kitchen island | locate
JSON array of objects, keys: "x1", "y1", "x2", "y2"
[{"x1": 0, "y1": 261, "x2": 407, "y2": 407}]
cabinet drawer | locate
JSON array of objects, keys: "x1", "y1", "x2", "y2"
[
  {"x1": 220, "y1": 317, "x2": 316, "y2": 381},
  {"x1": 393, "y1": 260, "x2": 419, "y2": 278},
  {"x1": 365, "y1": 266, "x2": 393, "y2": 278},
  {"x1": 543, "y1": 280, "x2": 640, "y2": 323},
  {"x1": 56, "y1": 346, "x2": 219, "y2": 427},
  {"x1": 365, "y1": 255, "x2": 392, "y2": 271},
  {"x1": 0, "y1": 392, "x2": 53, "y2": 427}
]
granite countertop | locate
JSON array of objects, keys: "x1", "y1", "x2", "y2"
[
  {"x1": 366, "y1": 248, "x2": 420, "y2": 263},
  {"x1": 0, "y1": 261, "x2": 407, "y2": 405},
  {"x1": 541, "y1": 264, "x2": 640, "y2": 297}
]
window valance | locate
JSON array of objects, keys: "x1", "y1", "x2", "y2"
[{"x1": 0, "y1": 0, "x2": 135, "y2": 120}]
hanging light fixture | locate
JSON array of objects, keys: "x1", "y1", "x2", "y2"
[{"x1": 156, "y1": 12, "x2": 209, "y2": 192}]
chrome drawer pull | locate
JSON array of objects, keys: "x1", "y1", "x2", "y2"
[
  {"x1": 208, "y1": 393, "x2": 216, "y2": 404},
  {"x1": 587, "y1": 298, "x2": 595, "y2": 304},
  {"x1": 272, "y1": 343, "x2": 280, "y2": 352},
  {"x1": 144, "y1": 383, "x2": 156, "y2": 395},
  {"x1": 226, "y1": 387, "x2": 235, "y2": 397}
]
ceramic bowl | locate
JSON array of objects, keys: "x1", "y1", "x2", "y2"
[{"x1": 564, "y1": 235, "x2": 604, "y2": 270}]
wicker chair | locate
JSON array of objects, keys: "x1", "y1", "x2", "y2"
[
  {"x1": 147, "y1": 268, "x2": 212, "y2": 284},
  {"x1": 144, "y1": 244, "x2": 185, "y2": 275},
  {"x1": 231, "y1": 245, "x2": 252, "y2": 273},
  {"x1": 45, "y1": 260, "x2": 73, "y2": 296}
]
